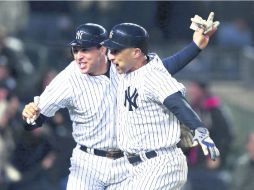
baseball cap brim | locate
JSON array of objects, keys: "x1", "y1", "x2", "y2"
[
  {"x1": 101, "y1": 39, "x2": 127, "y2": 50},
  {"x1": 69, "y1": 39, "x2": 100, "y2": 49}
]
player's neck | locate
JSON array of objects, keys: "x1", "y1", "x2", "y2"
[
  {"x1": 99, "y1": 56, "x2": 109, "y2": 76},
  {"x1": 129, "y1": 55, "x2": 148, "y2": 72},
  {"x1": 89, "y1": 56, "x2": 109, "y2": 76}
]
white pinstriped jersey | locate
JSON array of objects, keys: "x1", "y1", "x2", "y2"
[
  {"x1": 38, "y1": 60, "x2": 120, "y2": 149},
  {"x1": 117, "y1": 53, "x2": 185, "y2": 153}
]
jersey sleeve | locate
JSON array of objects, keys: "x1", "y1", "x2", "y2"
[
  {"x1": 39, "y1": 69, "x2": 71, "y2": 117},
  {"x1": 163, "y1": 92, "x2": 204, "y2": 130},
  {"x1": 144, "y1": 65, "x2": 185, "y2": 103},
  {"x1": 162, "y1": 41, "x2": 201, "y2": 75}
]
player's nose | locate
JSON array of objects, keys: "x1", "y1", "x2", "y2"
[{"x1": 76, "y1": 51, "x2": 85, "y2": 61}]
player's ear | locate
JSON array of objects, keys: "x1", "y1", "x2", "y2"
[
  {"x1": 133, "y1": 48, "x2": 142, "y2": 58},
  {"x1": 99, "y1": 46, "x2": 107, "y2": 55}
]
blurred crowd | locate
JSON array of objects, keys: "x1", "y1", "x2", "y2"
[
  {"x1": 0, "y1": 1, "x2": 254, "y2": 190},
  {"x1": 183, "y1": 80, "x2": 235, "y2": 190}
]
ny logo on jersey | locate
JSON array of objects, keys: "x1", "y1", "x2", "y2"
[{"x1": 124, "y1": 86, "x2": 138, "y2": 111}]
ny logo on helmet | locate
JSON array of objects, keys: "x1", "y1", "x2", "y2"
[
  {"x1": 76, "y1": 30, "x2": 85, "y2": 40},
  {"x1": 124, "y1": 86, "x2": 138, "y2": 111}
]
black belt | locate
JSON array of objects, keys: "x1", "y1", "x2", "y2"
[
  {"x1": 127, "y1": 150, "x2": 157, "y2": 165},
  {"x1": 80, "y1": 145, "x2": 124, "y2": 159}
]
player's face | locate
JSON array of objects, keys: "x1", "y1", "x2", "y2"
[
  {"x1": 108, "y1": 48, "x2": 137, "y2": 74},
  {"x1": 72, "y1": 46, "x2": 106, "y2": 75}
]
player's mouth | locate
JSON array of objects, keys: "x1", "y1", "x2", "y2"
[{"x1": 79, "y1": 62, "x2": 88, "y2": 69}]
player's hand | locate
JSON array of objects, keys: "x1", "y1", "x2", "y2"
[
  {"x1": 203, "y1": 12, "x2": 220, "y2": 35},
  {"x1": 191, "y1": 12, "x2": 220, "y2": 49},
  {"x1": 178, "y1": 124, "x2": 194, "y2": 148},
  {"x1": 190, "y1": 12, "x2": 220, "y2": 34},
  {"x1": 22, "y1": 96, "x2": 40, "y2": 125},
  {"x1": 192, "y1": 127, "x2": 220, "y2": 161}
]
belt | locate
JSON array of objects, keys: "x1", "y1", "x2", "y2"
[
  {"x1": 80, "y1": 145, "x2": 124, "y2": 159},
  {"x1": 127, "y1": 150, "x2": 157, "y2": 165}
]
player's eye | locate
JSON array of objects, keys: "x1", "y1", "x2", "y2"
[
  {"x1": 72, "y1": 47, "x2": 80, "y2": 54},
  {"x1": 110, "y1": 49, "x2": 123, "y2": 55},
  {"x1": 72, "y1": 47, "x2": 89, "y2": 54}
]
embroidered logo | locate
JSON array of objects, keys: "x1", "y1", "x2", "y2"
[
  {"x1": 124, "y1": 86, "x2": 138, "y2": 111},
  {"x1": 76, "y1": 30, "x2": 85, "y2": 40}
]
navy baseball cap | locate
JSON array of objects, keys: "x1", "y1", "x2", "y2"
[
  {"x1": 101, "y1": 23, "x2": 149, "y2": 54},
  {"x1": 69, "y1": 23, "x2": 108, "y2": 48}
]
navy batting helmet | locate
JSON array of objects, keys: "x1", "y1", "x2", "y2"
[
  {"x1": 101, "y1": 23, "x2": 149, "y2": 54},
  {"x1": 69, "y1": 23, "x2": 108, "y2": 48}
]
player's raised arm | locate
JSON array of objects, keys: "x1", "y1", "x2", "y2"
[
  {"x1": 162, "y1": 12, "x2": 219, "y2": 75},
  {"x1": 162, "y1": 41, "x2": 201, "y2": 75}
]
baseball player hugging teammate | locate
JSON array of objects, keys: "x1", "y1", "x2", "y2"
[
  {"x1": 102, "y1": 12, "x2": 220, "y2": 190},
  {"x1": 22, "y1": 12, "x2": 219, "y2": 190}
]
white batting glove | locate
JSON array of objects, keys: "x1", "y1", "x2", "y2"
[
  {"x1": 203, "y1": 12, "x2": 220, "y2": 34},
  {"x1": 190, "y1": 15, "x2": 207, "y2": 31},
  {"x1": 192, "y1": 127, "x2": 220, "y2": 161},
  {"x1": 190, "y1": 12, "x2": 220, "y2": 34},
  {"x1": 26, "y1": 96, "x2": 40, "y2": 125}
]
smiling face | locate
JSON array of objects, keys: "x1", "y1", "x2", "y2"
[{"x1": 72, "y1": 46, "x2": 107, "y2": 75}]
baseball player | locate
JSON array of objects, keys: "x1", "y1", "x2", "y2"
[
  {"x1": 22, "y1": 14, "x2": 216, "y2": 189},
  {"x1": 102, "y1": 21, "x2": 220, "y2": 189}
]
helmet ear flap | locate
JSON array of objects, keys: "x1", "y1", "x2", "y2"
[
  {"x1": 70, "y1": 46, "x2": 78, "y2": 58},
  {"x1": 71, "y1": 48, "x2": 74, "y2": 58}
]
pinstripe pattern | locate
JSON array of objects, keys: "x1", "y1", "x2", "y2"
[
  {"x1": 39, "y1": 60, "x2": 119, "y2": 149},
  {"x1": 38, "y1": 60, "x2": 131, "y2": 189},
  {"x1": 129, "y1": 147, "x2": 187, "y2": 190},
  {"x1": 66, "y1": 145, "x2": 131, "y2": 190},
  {"x1": 117, "y1": 53, "x2": 185, "y2": 153},
  {"x1": 117, "y1": 53, "x2": 187, "y2": 189}
]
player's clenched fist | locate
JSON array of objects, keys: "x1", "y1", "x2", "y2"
[{"x1": 22, "y1": 96, "x2": 40, "y2": 124}]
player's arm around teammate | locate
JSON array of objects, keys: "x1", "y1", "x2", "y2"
[{"x1": 103, "y1": 22, "x2": 220, "y2": 190}]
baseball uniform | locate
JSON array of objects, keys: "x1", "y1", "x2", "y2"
[
  {"x1": 117, "y1": 53, "x2": 188, "y2": 189},
  {"x1": 23, "y1": 43, "x2": 201, "y2": 190},
  {"x1": 36, "y1": 60, "x2": 132, "y2": 190}
]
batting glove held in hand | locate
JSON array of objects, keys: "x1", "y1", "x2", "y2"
[
  {"x1": 192, "y1": 127, "x2": 220, "y2": 161},
  {"x1": 26, "y1": 96, "x2": 40, "y2": 125},
  {"x1": 190, "y1": 12, "x2": 220, "y2": 34}
]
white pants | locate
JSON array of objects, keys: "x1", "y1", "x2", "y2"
[
  {"x1": 66, "y1": 145, "x2": 131, "y2": 190},
  {"x1": 126, "y1": 147, "x2": 188, "y2": 190}
]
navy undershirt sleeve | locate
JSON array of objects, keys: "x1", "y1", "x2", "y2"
[
  {"x1": 162, "y1": 41, "x2": 201, "y2": 75},
  {"x1": 24, "y1": 114, "x2": 48, "y2": 131},
  {"x1": 163, "y1": 91, "x2": 204, "y2": 130}
]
